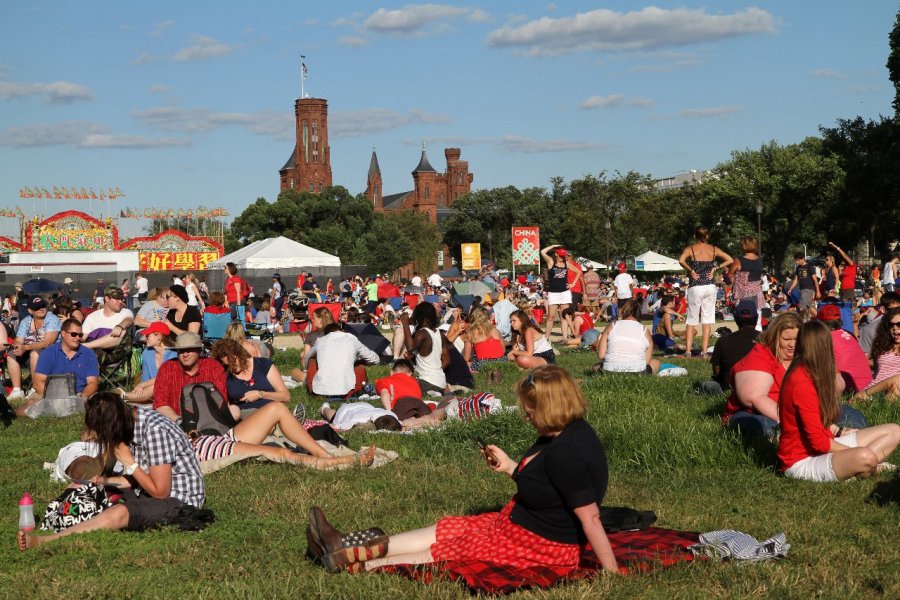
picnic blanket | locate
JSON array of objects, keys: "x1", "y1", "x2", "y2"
[{"x1": 373, "y1": 526, "x2": 700, "y2": 595}]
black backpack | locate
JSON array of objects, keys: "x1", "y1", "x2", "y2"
[{"x1": 179, "y1": 383, "x2": 237, "y2": 437}]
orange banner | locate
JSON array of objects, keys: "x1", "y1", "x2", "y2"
[{"x1": 139, "y1": 251, "x2": 220, "y2": 272}]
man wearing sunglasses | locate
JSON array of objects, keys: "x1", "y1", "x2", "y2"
[
  {"x1": 33, "y1": 318, "x2": 99, "y2": 399},
  {"x1": 82, "y1": 285, "x2": 135, "y2": 351}
]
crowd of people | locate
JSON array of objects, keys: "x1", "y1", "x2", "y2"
[{"x1": 4, "y1": 239, "x2": 899, "y2": 591}]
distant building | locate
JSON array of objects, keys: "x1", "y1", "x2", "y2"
[
  {"x1": 653, "y1": 169, "x2": 712, "y2": 192},
  {"x1": 279, "y1": 97, "x2": 333, "y2": 194},
  {"x1": 365, "y1": 146, "x2": 473, "y2": 225}
]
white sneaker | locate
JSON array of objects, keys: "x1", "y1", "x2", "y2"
[
  {"x1": 7, "y1": 388, "x2": 24, "y2": 400},
  {"x1": 318, "y1": 402, "x2": 330, "y2": 418}
]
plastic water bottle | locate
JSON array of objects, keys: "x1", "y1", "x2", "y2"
[{"x1": 18, "y1": 492, "x2": 35, "y2": 531}]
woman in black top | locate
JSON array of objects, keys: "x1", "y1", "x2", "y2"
[
  {"x1": 307, "y1": 365, "x2": 618, "y2": 575},
  {"x1": 541, "y1": 244, "x2": 574, "y2": 341},
  {"x1": 165, "y1": 284, "x2": 202, "y2": 338}
]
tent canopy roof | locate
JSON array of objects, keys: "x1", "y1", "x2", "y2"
[
  {"x1": 207, "y1": 236, "x2": 341, "y2": 270},
  {"x1": 634, "y1": 250, "x2": 681, "y2": 272}
]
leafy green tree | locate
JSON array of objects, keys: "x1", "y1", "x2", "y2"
[
  {"x1": 384, "y1": 209, "x2": 442, "y2": 274},
  {"x1": 360, "y1": 215, "x2": 413, "y2": 274},
  {"x1": 889, "y1": 9, "x2": 900, "y2": 117}
]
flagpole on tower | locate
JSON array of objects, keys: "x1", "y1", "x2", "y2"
[{"x1": 300, "y1": 55, "x2": 307, "y2": 99}]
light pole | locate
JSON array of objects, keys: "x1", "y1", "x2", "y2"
[{"x1": 605, "y1": 219, "x2": 611, "y2": 278}]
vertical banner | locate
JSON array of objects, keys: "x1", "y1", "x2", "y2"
[
  {"x1": 461, "y1": 243, "x2": 481, "y2": 271},
  {"x1": 511, "y1": 226, "x2": 540, "y2": 266}
]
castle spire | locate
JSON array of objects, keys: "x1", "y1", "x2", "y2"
[
  {"x1": 412, "y1": 142, "x2": 436, "y2": 174},
  {"x1": 368, "y1": 146, "x2": 381, "y2": 177}
]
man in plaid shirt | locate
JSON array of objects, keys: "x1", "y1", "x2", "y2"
[{"x1": 153, "y1": 332, "x2": 228, "y2": 421}]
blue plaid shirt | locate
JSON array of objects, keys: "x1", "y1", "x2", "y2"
[{"x1": 131, "y1": 408, "x2": 205, "y2": 507}]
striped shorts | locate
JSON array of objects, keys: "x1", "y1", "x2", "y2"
[{"x1": 191, "y1": 430, "x2": 238, "y2": 462}]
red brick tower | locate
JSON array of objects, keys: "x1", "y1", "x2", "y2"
[
  {"x1": 443, "y1": 147, "x2": 472, "y2": 206},
  {"x1": 279, "y1": 98, "x2": 332, "y2": 194},
  {"x1": 411, "y1": 144, "x2": 439, "y2": 223},
  {"x1": 365, "y1": 148, "x2": 382, "y2": 209}
]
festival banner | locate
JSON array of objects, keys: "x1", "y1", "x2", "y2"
[
  {"x1": 511, "y1": 226, "x2": 540, "y2": 266},
  {"x1": 461, "y1": 243, "x2": 481, "y2": 271},
  {"x1": 139, "y1": 251, "x2": 221, "y2": 272}
]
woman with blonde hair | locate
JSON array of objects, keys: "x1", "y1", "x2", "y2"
[
  {"x1": 778, "y1": 321, "x2": 900, "y2": 481},
  {"x1": 461, "y1": 308, "x2": 505, "y2": 370},
  {"x1": 306, "y1": 365, "x2": 618, "y2": 579},
  {"x1": 677, "y1": 226, "x2": 733, "y2": 356},
  {"x1": 596, "y1": 299, "x2": 658, "y2": 374},
  {"x1": 224, "y1": 321, "x2": 265, "y2": 358}
]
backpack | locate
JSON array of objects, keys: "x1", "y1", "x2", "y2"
[
  {"x1": 179, "y1": 383, "x2": 237, "y2": 437},
  {"x1": 240, "y1": 278, "x2": 252, "y2": 300}
]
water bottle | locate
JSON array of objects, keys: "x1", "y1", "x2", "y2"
[{"x1": 18, "y1": 492, "x2": 35, "y2": 531}]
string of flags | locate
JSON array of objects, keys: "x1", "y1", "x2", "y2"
[
  {"x1": 118, "y1": 207, "x2": 230, "y2": 219},
  {"x1": 20, "y1": 187, "x2": 126, "y2": 200}
]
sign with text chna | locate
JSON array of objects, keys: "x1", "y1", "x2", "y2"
[
  {"x1": 461, "y1": 243, "x2": 481, "y2": 271},
  {"x1": 511, "y1": 227, "x2": 540, "y2": 266}
]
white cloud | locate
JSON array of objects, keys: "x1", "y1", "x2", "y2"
[
  {"x1": 340, "y1": 4, "x2": 489, "y2": 36},
  {"x1": 580, "y1": 94, "x2": 653, "y2": 109},
  {"x1": 0, "y1": 80, "x2": 92, "y2": 103},
  {"x1": 499, "y1": 134, "x2": 607, "y2": 153},
  {"x1": 148, "y1": 84, "x2": 171, "y2": 94},
  {"x1": 469, "y1": 9, "x2": 492, "y2": 23},
  {"x1": 133, "y1": 105, "x2": 294, "y2": 139},
  {"x1": 812, "y1": 68, "x2": 841, "y2": 78},
  {"x1": 173, "y1": 35, "x2": 234, "y2": 61},
  {"x1": 0, "y1": 121, "x2": 189, "y2": 148},
  {"x1": 132, "y1": 53, "x2": 158, "y2": 65},
  {"x1": 488, "y1": 7, "x2": 776, "y2": 56},
  {"x1": 653, "y1": 106, "x2": 743, "y2": 119},
  {"x1": 338, "y1": 35, "x2": 369, "y2": 47},
  {"x1": 331, "y1": 108, "x2": 452, "y2": 137},
  {"x1": 151, "y1": 20, "x2": 175, "y2": 36}
]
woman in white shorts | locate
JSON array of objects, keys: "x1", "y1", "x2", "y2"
[
  {"x1": 778, "y1": 321, "x2": 900, "y2": 482},
  {"x1": 540, "y1": 244, "x2": 573, "y2": 341},
  {"x1": 677, "y1": 226, "x2": 732, "y2": 356}
]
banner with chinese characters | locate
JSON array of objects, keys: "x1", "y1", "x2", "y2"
[
  {"x1": 511, "y1": 226, "x2": 540, "y2": 266},
  {"x1": 461, "y1": 243, "x2": 481, "y2": 271},
  {"x1": 139, "y1": 251, "x2": 221, "y2": 272}
]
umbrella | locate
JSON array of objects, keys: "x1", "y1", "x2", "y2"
[
  {"x1": 377, "y1": 282, "x2": 401, "y2": 299},
  {"x1": 342, "y1": 322, "x2": 390, "y2": 356},
  {"x1": 22, "y1": 278, "x2": 63, "y2": 294},
  {"x1": 452, "y1": 280, "x2": 494, "y2": 296},
  {"x1": 449, "y1": 293, "x2": 477, "y2": 312}
]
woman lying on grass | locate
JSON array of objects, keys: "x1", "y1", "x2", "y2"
[
  {"x1": 18, "y1": 391, "x2": 205, "y2": 551},
  {"x1": 306, "y1": 365, "x2": 619, "y2": 576},
  {"x1": 778, "y1": 321, "x2": 900, "y2": 482}
]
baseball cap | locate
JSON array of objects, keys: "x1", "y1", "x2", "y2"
[
  {"x1": 139, "y1": 321, "x2": 172, "y2": 338},
  {"x1": 816, "y1": 304, "x2": 842, "y2": 321},
  {"x1": 272, "y1": 273, "x2": 281, "y2": 278},
  {"x1": 104, "y1": 285, "x2": 125, "y2": 300},
  {"x1": 63, "y1": 277, "x2": 74, "y2": 284},
  {"x1": 556, "y1": 248, "x2": 567, "y2": 257},
  {"x1": 618, "y1": 262, "x2": 627, "y2": 272},
  {"x1": 28, "y1": 296, "x2": 47, "y2": 310},
  {"x1": 735, "y1": 298, "x2": 759, "y2": 321}
]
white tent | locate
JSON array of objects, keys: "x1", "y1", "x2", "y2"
[
  {"x1": 634, "y1": 250, "x2": 681, "y2": 272},
  {"x1": 577, "y1": 256, "x2": 608, "y2": 270},
  {"x1": 207, "y1": 236, "x2": 341, "y2": 270}
]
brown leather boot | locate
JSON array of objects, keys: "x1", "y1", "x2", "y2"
[{"x1": 307, "y1": 506, "x2": 389, "y2": 572}]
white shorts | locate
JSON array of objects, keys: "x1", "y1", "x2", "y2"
[
  {"x1": 685, "y1": 284, "x2": 717, "y2": 326},
  {"x1": 784, "y1": 432, "x2": 858, "y2": 482},
  {"x1": 547, "y1": 290, "x2": 572, "y2": 306}
]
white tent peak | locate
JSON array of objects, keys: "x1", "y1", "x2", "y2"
[
  {"x1": 207, "y1": 236, "x2": 340, "y2": 270},
  {"x1": 634, "y1": 250, "x2": 680, "y2": 272}
]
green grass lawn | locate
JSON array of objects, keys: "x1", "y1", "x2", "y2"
[{"x1": 1, "y1": 348, "x2": 898, "y2": 599}]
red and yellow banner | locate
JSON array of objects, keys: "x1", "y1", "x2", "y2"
[
  {"x1": 511, "y1": 226, "x2": 540, "y2": 266},
  {"x1": 139, "y1": 251, "x2": 221, "y2": 272}
]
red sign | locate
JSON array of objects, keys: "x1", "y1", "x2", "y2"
[
  {"x1": 511, "y1": 227, "x2": 540, "y2": 266},
  {"x1": 139, "y1": 251, "x2": 220, "y2": 272}
]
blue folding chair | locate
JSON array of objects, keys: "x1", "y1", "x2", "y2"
[{"x1": 204, "y1": 312, "x2": 231, "y2": 343}]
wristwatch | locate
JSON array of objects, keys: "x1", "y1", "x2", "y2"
[{"x1": 124, "y1": 463, "x2": 139, "y2": 476}]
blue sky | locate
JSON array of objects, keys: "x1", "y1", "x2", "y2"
[{"x1": 1, "y1": 2, "x2": 895, "y2": 239}]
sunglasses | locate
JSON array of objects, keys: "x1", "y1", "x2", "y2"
[
  {"x1": 889, "y1": 320, "x2": 900, "y2": 328},
  {"x1": 65, "y1": 331, "x2": 83, "y2": 338}
]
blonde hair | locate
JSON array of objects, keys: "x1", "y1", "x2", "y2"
[
  {"x1": 313, "y1": 306, "x2": 335, "y2": 329},
  {"x1": 467, "y1": 308, "x2": 494, "y2": 340},
  {"x1": 740, "y1": 237, "x2": 759, "y2": 254},
  {"x1": 759, "y1": 312, "x2": 802, "y2": 360},
  {"x1": 515, "y1": 365, "x2": 586, "y2": 433},
  {"x1": 224, "y1": 322, "x2": 248, "y2": 342}
]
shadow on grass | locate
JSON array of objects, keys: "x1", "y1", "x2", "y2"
[{"x1": 867, "y1": 476, "x2": 900, "y2": 507}]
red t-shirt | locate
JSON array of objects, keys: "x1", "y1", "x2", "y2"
[
  {"x1": 225, "y1": 275, "x2": 243, "y2": 304},
  {"x1": 839, "y1": 264, "x2": 856, "y2": 291},
  {"x1": 777, "y1": 365, "x2": 835, "y2": 471},
  {"x1": 204, "y1": 305, "x2": 230, "y2": 315},
  {"x1": 567, "y1": 263, "x2": 583, "y2": 294},
  {"x1": 831, "y1": 329, "x2": 872, "y2": 393},
  {"x1": 153, "y1": 358, "x2": 228, "y2": 415},
  {"x1": 374, "y1": 372, "x2": 422, "y2": 408},
  {"x1": 578, "y1": 313, "x2": 595, "y2": 335},
  {"x1": 722, "y1": 344, "x2": 785, "y2": 423}
]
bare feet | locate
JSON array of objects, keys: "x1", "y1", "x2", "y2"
[
  {"x1": 17, "y1": 530, "x2": 40, "y2": 551},
  {"x1": 357, "y1": 445, "x2": 376, "y2": 467}
]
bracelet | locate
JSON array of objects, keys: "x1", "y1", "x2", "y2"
[
  {"x1": 258, "y1": 390, "x2": 263, "y2": 400},
  {"x1": 836, "y1": 426, "x2": 844, "y2": 437}
]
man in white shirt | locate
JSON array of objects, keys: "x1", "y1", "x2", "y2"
[
  {"x1": 883, "y1": 253, "x2": 899, "y2": 293},
  {"x1": 426, "y1": 272, "x2": 442, "y2": 289},
  {"x1": 410, "y1": 273, "x2": 423, "y2": 289},
  {"x1": 134, "y1": 273, "x2": 149, "y2": 307},
  {"x1": 82, "y1": 286, "x2": 135, "y2": 350},
  {"x1": 303, "y1": 324, "x2": 379, "y2": 397},
  {"x1": 613, "y1": 263, "x2": 635, "y2": 311}
]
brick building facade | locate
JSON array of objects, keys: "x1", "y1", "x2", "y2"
[
  {"x1": 365, "y1": 145, "x2": 473, "y2": 225},
  {"x1": 278, "y1": 97, "x2": 332, "y2": 193}
]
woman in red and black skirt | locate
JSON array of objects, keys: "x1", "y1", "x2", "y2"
[{"x1": 307, "y1": 365, "x2": 619, "y2": 575}]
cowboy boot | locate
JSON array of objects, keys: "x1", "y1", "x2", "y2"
[{"x1": 307, "y1": 506, "x2": 389, "y2": 572}]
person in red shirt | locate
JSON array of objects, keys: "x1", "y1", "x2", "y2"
[
  {"x1": 816, "y1": 304, "x2": 872, "y2": 393},
  {"x1": 374, "y1": 359, "x2": 430, "y2": 421},
  {"x1": 778, "y1": 321, "x2": 900, "y2": 482},
  {"x1": 153, "y1": 332, "x2": 228, "y2": 421},
  {"x1": 829, "y1": 242, "x2": 857, "y2": 303}
]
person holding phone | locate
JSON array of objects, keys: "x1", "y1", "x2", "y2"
[{"x1": 306, "y1": 365, "x2": 619, "y2": 579}]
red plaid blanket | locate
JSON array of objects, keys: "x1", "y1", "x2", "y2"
[{"x1": 373, "y1": 527, "x2": 700, "y2": 595}]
